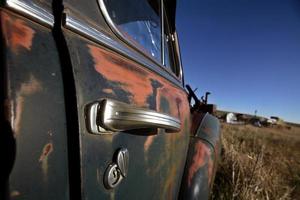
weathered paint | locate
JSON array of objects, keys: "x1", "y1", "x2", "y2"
[
  {"x1": 0, "y1": 11, "x2": 35, "y2": 54},
  {"x1": 191, "y1": 112, "x2": 221, "y2": 147},
  {"x1": 1, "y1": 9, "x2": 69, "y2": 200},
  {"x1": 88, "y1": 44, "x2": 189, "y2": 122},
  {"x1": 180, "y1": 112, "x2": 221, "y2": 199},
  {"x1": 89, "y1": 45, "x2": 154, "y2": 107},
  {"x1": 187, "y1": 140, "x2": 214, "y2": 187},
  {"x1": 179, "y1": 139, "x2": 215, "y2": 200},
  {"x1": 62, "y1": 27, "x2": 190, "y2": 199},
  {"x1": 88, "y1": 43, "x2": 190, "y2": 161}
]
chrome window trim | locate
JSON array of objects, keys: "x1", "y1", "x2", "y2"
[
  {"x1": 62, "y1": 12, "x2": 183, "y2": 88},
  {"x1": 174, "y1": 32, "x2": 184, "y2": 81},
  {"x1": 4, "y1": 0, "x2": 54, "y2": 28},
  {"x1": 98, "y1": 0, "x2": 164, "y2": 66}
]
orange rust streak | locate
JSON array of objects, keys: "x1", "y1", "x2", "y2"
[
  {"x1": 187, "y1": 140, "x2": 212, "y2": 187},
  {"x1": 1, "y1": 11, "x2": 35, "y2": 54},
  {"x1": 39, "y1": 143, "x2": 53, "y2": 162},
  {"x1": 39, "y1": 142, "x2": 53, "y2": 183}
]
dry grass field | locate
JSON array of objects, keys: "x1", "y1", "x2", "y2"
[{"x1": 211, "y1": 123, "x2": 300, "y2": 200}]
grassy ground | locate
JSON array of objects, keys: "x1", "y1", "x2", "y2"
[{"x1": 211, "y1": 123, "x2": 300, "y2": 200}]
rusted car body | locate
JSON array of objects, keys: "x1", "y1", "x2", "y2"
[{"x1": 0, "y1": 0, "x2": 221, "y2": 199}]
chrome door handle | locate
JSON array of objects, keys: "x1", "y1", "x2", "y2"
[{"x1": 86, "y1": 99, "x2": 181, "y2": 134}]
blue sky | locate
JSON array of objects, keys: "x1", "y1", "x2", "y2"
[{"x1": 176, "y1": 0, "x2": 300, "y2": 123}]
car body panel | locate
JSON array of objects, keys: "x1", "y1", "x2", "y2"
[
  {"x1": 62, "y1": 26, "x2": 191, "y2": 198},
  {"x1": 180, "y1": 112, "x2": 221, "y2": 200},
  {"x1": 0, "y1": 9, "x2": 69, "y2": 199}
]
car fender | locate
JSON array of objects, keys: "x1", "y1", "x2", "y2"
[{"x1": 179, "y1": 112, "x2": 221, "y2": 200}]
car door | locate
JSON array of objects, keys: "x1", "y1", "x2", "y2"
[
  {"x1": 61, "y1": 0, "x2": 191, "y2": 199},
  {"x1": 1, "y1": 1, "x2": 69, "y2": 199}
]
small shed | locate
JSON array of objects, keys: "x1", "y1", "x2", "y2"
[{"x1": 226, "y1": 113, "x2": 237, "y2": 124}]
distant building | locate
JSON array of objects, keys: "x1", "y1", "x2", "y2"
[
  {"x1": 226, "y1": 113, "x2": 237, "y2": 123},
  {"x1": 270, "y1": 116, "x2": 285, "y2": 125},
  {"x1": 226, "y1": 113, "x2": 245, "y2": 125}
]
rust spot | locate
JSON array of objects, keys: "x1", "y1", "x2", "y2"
[
  {"x1": 187, "y1": 140, "x2": 213, "y2": 187},
  {"x1": 1, "y1": 11, "x2": 35, "y2": 54},
  {"x1": 39, "y1": 143, "x2": 53, "y2": 162},
  {"x1": 39, "y1": 142, "x2": 53, "y2": 182}
]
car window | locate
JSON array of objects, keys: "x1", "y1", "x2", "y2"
[{"x1": 103, "y1": 0, "x2": 162, "y2": 62}]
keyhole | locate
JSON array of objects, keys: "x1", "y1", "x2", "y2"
[
  {"x1": 104, "y1": 164, "x2": 122, "y2": 189},
  {"x1": 113, "y1": 169, "x2": 118, "y2": 178},
  {"x1": 111, "y1": 168, "x2": 119, "y2": 184}
]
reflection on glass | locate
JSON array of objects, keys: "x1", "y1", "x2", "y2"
[{"x1": 104, "y1": 0, "x2": 162, "y2": 62}]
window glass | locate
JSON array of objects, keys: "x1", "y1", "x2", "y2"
[{"x1": 103, "y1": 0, "x2": 162, "y2": 62}]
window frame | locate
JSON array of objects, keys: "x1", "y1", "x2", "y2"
[
  {"x1": 163, "y1": 6, "x2": 179, "y2": 75},
  {"x1": 98, "y1": 0, "x2": 182, "y2": 80}
]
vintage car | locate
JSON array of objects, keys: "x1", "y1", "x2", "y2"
[{"x1": 0, "y1": 0, "x2": 221, "y2": 199}]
